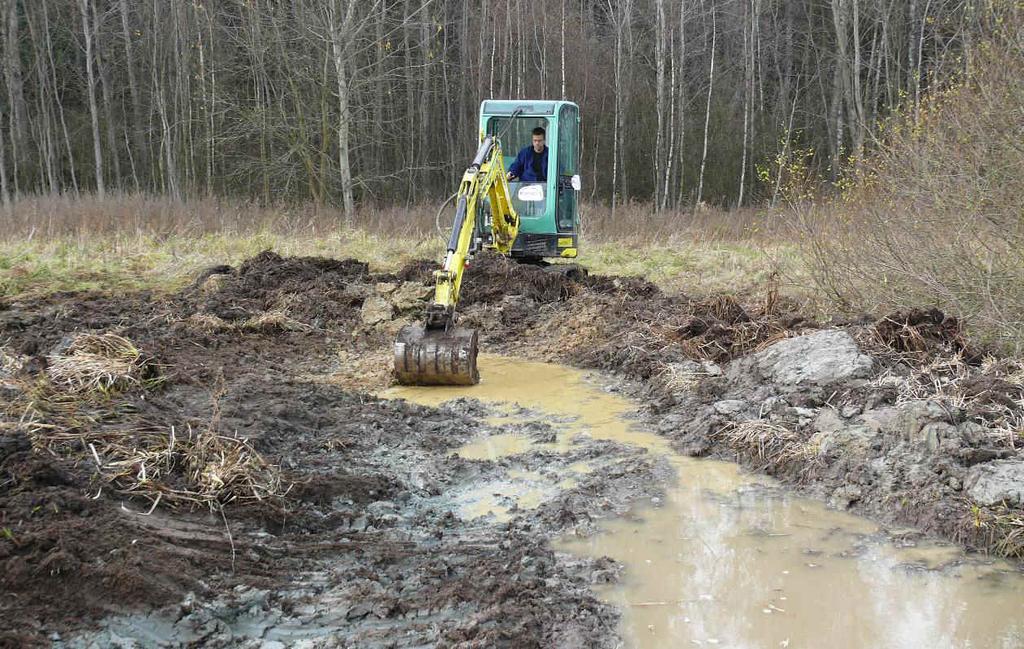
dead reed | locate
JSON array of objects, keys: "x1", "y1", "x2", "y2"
[
  {"x1": 45, "y1": 333, "x2": 157, "y2": 393},
  {"x1": 713, "y1": 420, "x2": 820, "y2": 470},
  {"x1": 17, "y1": 333, "x2": 286, "y2": 511}
]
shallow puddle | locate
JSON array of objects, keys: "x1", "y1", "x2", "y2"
[{"x1": 385, "y1": 355, "x2": 1024, "y2": 648}]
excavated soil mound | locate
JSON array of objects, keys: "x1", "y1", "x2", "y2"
[
  {"x1": 872, "y1": 308, "x2": 973, "y2": 358},
  {"x1": 183, "y1": 250, "x2": 370, "y2": 327},
  {"x1": 459, "y1": 252, "x2": 580, "y2": 305}
]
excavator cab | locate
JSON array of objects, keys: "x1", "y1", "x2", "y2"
[{"x1": 480, "y1": 100, "x2": 581, "y2": 260}]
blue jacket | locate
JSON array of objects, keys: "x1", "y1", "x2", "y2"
[{"x1": 508, "y1": 145, "x2": 548, "y2": 182}]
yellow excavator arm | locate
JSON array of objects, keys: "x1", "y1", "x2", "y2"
[
  {"x1": 430, "y1": 134, "x2": 519, "y2": 313},
  {"x1": 393, "y1": 133, "x2": 519, "y2": 386}
]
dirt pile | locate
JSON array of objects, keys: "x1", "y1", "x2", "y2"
[{"x1": 184, "y1": 250, "x2": 370, "y2": 328}]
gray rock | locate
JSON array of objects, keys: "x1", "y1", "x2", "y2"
[
  {"x1": 815, "y1": 425, "x2": 877, "y2": 457},
  {"x1": 840, "y1": 404, "x2": 862, "y2": 418},
  {"x1": 759, "y1": 396, "x2": 789, "y2": 418},
  {"x1": 918, "y1": 422, "x2": 959, "y2": 452},
  {"x1": 859, "y1": 407, "x2": 897, "y2": 434},
  {"x1": 701, "y1": 361, "x2": 723, "y2": 377},
  {"x1": 390, "y1": 282, "x2": 433, "y2": 310},
  {"x1": 814, "y1": 408, "x2": 843, "y2": 435},
  {"x1": 360, "y1": 295, "x2": 394, "y2": 325},
  {"x1": 892, "y1": 400, "x2": 951, "y2": 441},
  {"x1": 713, "y1": 399, "x2": 748, "y2": 416},
  {"x1": 966, "y1": 459, "x2": 1024, "y2": 507},
  {"x1": 789, "y1": 407, "x2": 817, "y2": 425},
  {"x1": 957, "y1": 421, "x2": 989, "y2": 446},
  {"x1": 828, "y1": 485, "x2": 862, "y2": 509},
  {"x1": 752, "y1": 330, "x2": 873, "y2": 390}
]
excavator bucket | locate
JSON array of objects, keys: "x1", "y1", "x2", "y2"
[{"x1": 393, "y1": 324, "x2": 480, "y2": 386}]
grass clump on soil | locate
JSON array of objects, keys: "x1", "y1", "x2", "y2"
[
  {"x1": 795, "y1": 12, "x2": 1024, "y2": 351},
  {"x1": 23, "y1": 395, "x2": 286, "y2": 512},
  {"x1": 14, "y1": 332, "x2": 287, "y2": 512},
  {"x1": 712, "y1": 420, "x2": 821, "y2": 472},
  {"x1": 45, "y1": 333, "x2": 158, "y2": 394},
  {"x1": 962, "y1": 504, "x2": 1024, "y2": 560}
]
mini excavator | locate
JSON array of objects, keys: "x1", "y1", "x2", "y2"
[{"x1": 393, "y1": 100, "x2": 581, "y2": 386}]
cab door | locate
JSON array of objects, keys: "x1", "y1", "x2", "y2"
[{"x1": 556, "y1": 104, "x2": 580, "y2": 235}]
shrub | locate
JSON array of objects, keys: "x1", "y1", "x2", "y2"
[{"x1": 796, "y1": 12, "x2": 1024, "y2": 351}]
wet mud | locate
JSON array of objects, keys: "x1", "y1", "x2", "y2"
[{"x1": 2, "y1": 251, "x2": 1023, "y2": 647}]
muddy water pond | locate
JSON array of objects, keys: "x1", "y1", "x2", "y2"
[{"x1": 385, "y1": 355, "x2": 1024, "y2": 648}]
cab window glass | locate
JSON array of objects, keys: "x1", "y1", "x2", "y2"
[{"x1": 487, "y1": 117, "x2": 549, "y2": 163}]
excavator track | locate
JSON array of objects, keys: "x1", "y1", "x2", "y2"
[{"x1": 393, "y1": 324, "x2": 479, "y2": 386}]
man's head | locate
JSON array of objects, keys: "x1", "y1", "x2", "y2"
[{"x1": 531, "y1": 127, "x2": 546, "y2": 153}]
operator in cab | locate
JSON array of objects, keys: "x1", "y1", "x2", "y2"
[{"x1": 507, "y1": 127, "x2": 548, "y2": 182}]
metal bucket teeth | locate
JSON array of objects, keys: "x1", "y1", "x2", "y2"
[{"x1": 393, "y1": 324, "x2": 480, "y2": 386}]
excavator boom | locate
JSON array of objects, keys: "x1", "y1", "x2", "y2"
[{"x1": 393, "y1": 133, "x2": 519, "y2": 386}]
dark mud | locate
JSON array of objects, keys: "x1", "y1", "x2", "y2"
[
  {"x1": 3, "y1": 250, "x2": 1023, "y2": 646},
  {"x1": 0, "y1": 253, "x2": 659, "y2": 647}
]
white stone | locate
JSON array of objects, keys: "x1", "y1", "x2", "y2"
[{"x1": 752, "y1": 330, "x2": 873, "y2": 390}]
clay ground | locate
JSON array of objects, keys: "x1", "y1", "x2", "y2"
[{"x1": 2, "y1": 251, "x2": 1023, "y2": 647}]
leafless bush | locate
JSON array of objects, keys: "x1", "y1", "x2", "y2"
[{"x1": 794, "y1": 19, "x2": 1024, "y2": 351}]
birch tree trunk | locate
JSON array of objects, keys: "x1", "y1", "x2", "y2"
[
  {"x1": 696, "y1": 1, "x2": 716, "y2": 207},
  {"x1": 328, "y1": 0, "x2": 357, "y2": 218},
  {"x1": 654, "y1": 0, "x2": 667, "y2": 210},
  {"x1": 79, "y1": 0, "x2": 105, "y2": 198},
  {"x1": 4, "y1": 0, "x2": 27, "y2": 194},
  {"x1": 119, "y1": 0, "x2": 142, "y2": 187},
  {"x1": 0, "y1": 119, "x2": 8, "y2": 208}
]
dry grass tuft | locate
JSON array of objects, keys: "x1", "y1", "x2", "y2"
[
  {"x1": 870, "y1": 354, "x2": 1024, "y2": 448},
  {"x1": 45, "y1": 333, "x2": 157, "y2": 394},
  {"x1": 239, "y1": 310, "x2": 312, "y2": 332},
  {"x1": 0, "y1": 345, "x2": 24, "y2": 376},
  {"x1": 713, "y1": 420, "x2": 820, "y2": 470},
  {"x1": 960, "y1": 502, "x2": 1024, "y2": 559},
  {"x1": 35, "y1": 422, "x2": 283, "y2": 510},
  {"x1": 655, "y1": 361, "x2": 713, "y2": 392},
  {"x1": 23, "y1": 387, "x2": 285, "y2": 510}
]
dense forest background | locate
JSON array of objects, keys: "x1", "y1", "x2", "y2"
[{"x1": 0, "y1": 0, "x2": 1004, "y2": 212}]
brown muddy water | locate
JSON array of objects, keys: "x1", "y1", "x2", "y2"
[{"x1": 386, "y1": 355, "x2": 1024, "y2": 649}]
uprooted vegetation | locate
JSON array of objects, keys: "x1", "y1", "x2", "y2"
[{"x1": 2, "y1": 250, "x2": 1024, "y2": 645}]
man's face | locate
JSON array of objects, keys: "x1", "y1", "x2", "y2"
[{"x1": 532, "y1": 134, "x2": 545, "y2": 153}]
